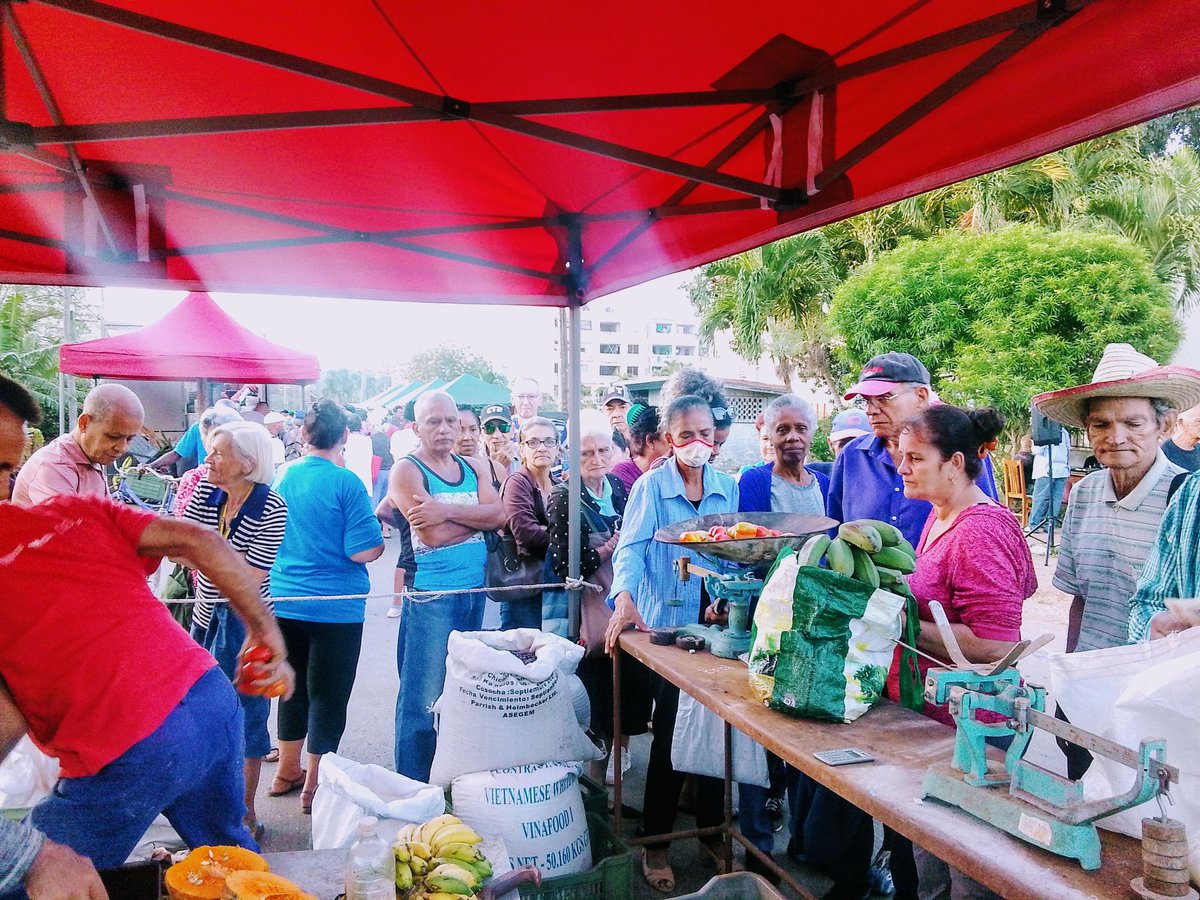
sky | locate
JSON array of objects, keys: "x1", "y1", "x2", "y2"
[{"x1": 96, "y1": 270, "x2": 699, "y2": 383}]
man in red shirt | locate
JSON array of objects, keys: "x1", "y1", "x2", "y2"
[{"x1": 0, "y1": 375, "x2": 294, "y2": 869}]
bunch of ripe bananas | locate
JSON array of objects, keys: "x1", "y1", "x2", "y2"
[
  {"x1": 798, "y1": 519, "x2": 916, "y2": 595},
  {"x1": 394, "y1": 814, "x2": 492, "y2": 899}
]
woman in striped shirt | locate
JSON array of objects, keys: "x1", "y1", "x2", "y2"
[{"x1": 184, "y1": 421, "x2": 288, "y2": 841}]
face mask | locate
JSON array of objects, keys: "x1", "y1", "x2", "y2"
[{"x1": 674, "y1": 439, "x2": 713, "y2": 468}]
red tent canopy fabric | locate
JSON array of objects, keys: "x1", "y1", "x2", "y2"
[
  {"x1": 1, "y1": 1, "x2": 1198, "y2": 306},
  {"x1": 58, "y1": 291, "x2": 319, "y2": 382}
]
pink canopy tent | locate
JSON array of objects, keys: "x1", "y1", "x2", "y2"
[{"x1": 58, "y1": 291, "x2": 319, "y2": 383}]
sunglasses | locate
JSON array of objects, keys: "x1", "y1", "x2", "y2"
[{"x1": 483, "y1": 421, "x2": 511, "y2": 435}]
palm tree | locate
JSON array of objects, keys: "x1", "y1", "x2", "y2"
[
  {"x1": 688, "y1": 232, "x2": 845, "y2": 394},
  {"x1": 1, "y1": 290, "x2": 65, "y2": 410},
  {"x1": 1081, "y1": 147, "x2": 1200, "y2": 309}
]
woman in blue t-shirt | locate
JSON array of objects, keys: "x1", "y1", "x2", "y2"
[{"x1": 267, "y1": 399, "x2": 384, "y2": 814}]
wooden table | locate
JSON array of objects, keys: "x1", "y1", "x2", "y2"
[{"x1": 614, "y1": 631, "x2": 1143, "y2": 900}]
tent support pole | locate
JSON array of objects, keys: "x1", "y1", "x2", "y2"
[
  {"x1": 564, "y1": 219, "x2": 586, "y2": 640},
  {"x1": 566, "y1": 298, "x2": 582, "y2": 639}
]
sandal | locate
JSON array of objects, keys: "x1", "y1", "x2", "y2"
[
  {"x1": 301, "y1": 788, "x2": 316, "y2": 815},
  {"x1": 262, "y1": 747, "x2": 280, "y2": 763},
  {"x1": 641, "y1": 848, "x2": 674, "y2": 893},
  {"x1": 268, "y1": 771, "x2": 306, "y2": 797}
]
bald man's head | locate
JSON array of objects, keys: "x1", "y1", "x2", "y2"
[
  {"x1": 77, "y1": 383, "x2": 144, "y2": 466},
  {"x1": 414, "y1": 390, "x2": 460, "y2": 456}
]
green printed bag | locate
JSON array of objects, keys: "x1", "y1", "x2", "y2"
[{"x1": 749, "y1": 558, "x2": 906, "y2": 723}]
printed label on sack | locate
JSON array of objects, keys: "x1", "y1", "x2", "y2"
[
  {"x1": 460, "y1": 671, "x2": 559, "y2": 717},
  {"x1": 1017, "y1": 812, "x2": 1053, "y2": 845}
]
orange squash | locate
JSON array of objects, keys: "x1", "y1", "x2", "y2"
[
  {"x1": 164, "y1": 846, "x2": 270, "y2": 900},
  {"x1": 222, "y1": 871, "x2": 317, "y2": 900}
]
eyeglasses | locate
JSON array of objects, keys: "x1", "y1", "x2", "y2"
[
  {"x1": 515, "y1": 393, "x2": 541, "y2": 401},
  {"x1": 483, "y1": 421, "x2": 511, "y2": 435},
  {"x1": 522, "y1": 437, "x2": 559, "y2": 449},
  {"x1": 858, "y1": 388, "x2": 913, "y2": 408}
]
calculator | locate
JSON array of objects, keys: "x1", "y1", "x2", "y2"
[{"x1": 813, "y1": 747, "x2": 875, "y2": 767}]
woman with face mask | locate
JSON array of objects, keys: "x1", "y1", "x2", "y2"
[{"x1": 603, "y1": 394, "x2": 738, "y2": 893}]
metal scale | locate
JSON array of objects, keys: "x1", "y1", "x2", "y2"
[
  {"x1": 920, "y1": 601, "x2": 1181, "y2": 872},
  {"x1": 654, "y1": 511, "x2": 837, "y2": 659}
]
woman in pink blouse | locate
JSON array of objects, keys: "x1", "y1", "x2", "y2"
[
  {"x1": 885, "y1": 404, "x2": 1037, "y2": 727},
  {"x1": 885, "y1": 404, "x2": 1036, "y2": 900}
]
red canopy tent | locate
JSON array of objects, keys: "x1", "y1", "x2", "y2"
[
  {"x1": 7, "y1": 0, "x2": 1200, "y2": 630},
  {"x1": 58, "y1": 291, "x2": 319, "y2": 383},
  {"x1": 0, "y1": 1, "x2": 1196, "y2": 307}
]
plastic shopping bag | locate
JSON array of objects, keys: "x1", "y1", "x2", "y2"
[
  {"x1": 1049, "y1": 628, "x2": 1200, "y2": 885},
  {"x1": 749, "y1": 554, "x2": 904, "y2": 723},
  {"x1": 670, "y1": 692, "x2": 769, "y2": 787},
  {"x1": 312, "y1": 752, "x2": 445, "y2": 849},
  {"x1": 0, "y1": 737, "x2": 58, "y2": 812}
]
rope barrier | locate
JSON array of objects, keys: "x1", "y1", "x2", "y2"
[{"x1": 168, "y1": 578, "x2": 600, "y2": 606}]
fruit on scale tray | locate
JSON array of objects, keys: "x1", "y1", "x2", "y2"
[{"x1": 678, "y1": 521, "x2": 794, "y2": 542}]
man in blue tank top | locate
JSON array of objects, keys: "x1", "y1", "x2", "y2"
[{"x1": 389, "y1": 391, "x2": 506, "y2": 781}]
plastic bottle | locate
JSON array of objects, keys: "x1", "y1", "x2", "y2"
[{"x1": 344, "y1": 816, "x2": 394, "y2": 900}]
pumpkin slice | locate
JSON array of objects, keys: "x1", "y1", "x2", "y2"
[
  {"x1": 223, "y1": 871, "x2": 317, "y2": 900},
  {"x1": 165, "y1": 846, "x2": 270, "y2": 900}
]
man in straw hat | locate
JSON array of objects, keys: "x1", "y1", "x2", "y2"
[{"x1": 1032, "y1": 343, "x2": 1200, "y2": 774}]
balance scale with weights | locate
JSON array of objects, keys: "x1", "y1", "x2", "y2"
[{"x1": 653, "y1": 511, "x2": 836, "y2": 658}]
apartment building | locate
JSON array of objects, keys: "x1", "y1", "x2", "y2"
[{"x1": 553, "y1": 298, "x2": 706, "y2": 397}]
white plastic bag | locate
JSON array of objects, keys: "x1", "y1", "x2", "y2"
[
  {"x1": 1049, "y1": 628, "x2": 1200, "y2": 885},
  {"x1": 670, "y1": 693, "x2": 769, "y2": 787},
  {"x1": 312, "y1": 752, "x2": 446, "y2": 850},
  {"x1": 429, "y1": 630, "x2": 602, "y2": 785},
  {"x1": 0, "y1": 737, "x2": 58, "y2": 811},
  {"x1": 451, "y1": 763, "x2": 592, "y2": 877}
]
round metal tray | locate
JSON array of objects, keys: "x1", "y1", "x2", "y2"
[{"x1": 654, "y1": 511, "x2": 836, "y2": 566}]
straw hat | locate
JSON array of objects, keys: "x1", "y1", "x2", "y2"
[{"x1": 1032, "y1": 343, "x2": 1200, "y2": 429}]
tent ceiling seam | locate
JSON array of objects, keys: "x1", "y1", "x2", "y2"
[{"x1": 2, "y1": 1, "x2": 121, "y2": 255}]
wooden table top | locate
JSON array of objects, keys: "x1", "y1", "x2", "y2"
[{"x1": 619, "y1": 631, "x2": 1144, "y2": 900}]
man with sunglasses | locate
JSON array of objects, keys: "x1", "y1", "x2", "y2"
[{"x1": 481, "y1": 404, "x2": 520, "y2": 477}]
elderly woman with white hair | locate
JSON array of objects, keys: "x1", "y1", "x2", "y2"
[
  {"x1": 546, "y1": 413, "x2": 651, "y2": 784},
  {"x1": 171, "y1": 405, "x2": 244, "y2": 516},
  {"x1": 183, "y1": 420, "x2": 289, "y2": 840},
  {"x1": 738, "y1": 394, "x2": 829, "y2": 515}
]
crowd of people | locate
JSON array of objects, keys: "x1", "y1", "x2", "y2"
[{"x1": 3, "y1": 343, "x2": 1200, "y2": 898}]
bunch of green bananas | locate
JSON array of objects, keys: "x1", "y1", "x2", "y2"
[
  {"x1": 394, "y1": 814, "x2": 492, "y2": 899},
  {"x1": 798, "y1": 519, "x2": 916, "y2": 595}
]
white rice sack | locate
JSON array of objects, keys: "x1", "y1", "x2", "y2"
[
  {"x1": 451, "y1": 763, "x2": 592, "y2": 877},
  {"x1": 429, "y1": 629, "x2": 602, "y2": 785}
]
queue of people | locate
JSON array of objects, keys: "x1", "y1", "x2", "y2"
[{"x1": 7, "y1": 345, "x2": 1200, "y2": 900}]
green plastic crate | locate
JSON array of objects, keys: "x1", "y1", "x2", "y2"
[
  {"x1": 578, "y1": 774, "x2": 606, "y2": 818},
  {"x1": 518, "y1": 811, "x2": 632, "y2": 900}
]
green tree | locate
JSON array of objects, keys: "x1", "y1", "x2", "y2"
[
  {"x1": 405, "y1": 344, "x2": 508, "y2": 387},
  {"x1": 830, "y1": 226, "x2": 1179, "y2": 433},
  {"x1": 686, "y1": 232, "x2": 847, "y2": 395},
  {"x1": 1143, "y1": 107, "x2": 1200, "y2": 157},
  {"x1": 1, "y1": 285, "x2": 95, "y2": 437},
  {"x1": 316, "y1": 368, "x2": 390, "y2": 404}
]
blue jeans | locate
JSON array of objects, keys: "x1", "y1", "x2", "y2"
[
  {"x1": 499, "y1": 595, "x2": 542, "y2": 630},
  {"x1": 394, "y1": 590, "x2": 486, "y2": 781},
  {"x1": 1028, "y1": 476, "x2": 1066, "y2": 529},
  {"x1": 28, "y1": 667, "x2": 254, "y2": 868},
  {"x1": 373, "y1": 467, "x2": 392, "y2": 509},
  {"x1": 195, "y1": 605, "x2": 271, "y2": 758}
]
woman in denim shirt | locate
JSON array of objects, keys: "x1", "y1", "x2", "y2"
[{"x1": 604, "y1": 394, "x2": 738, "y2": 893}]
